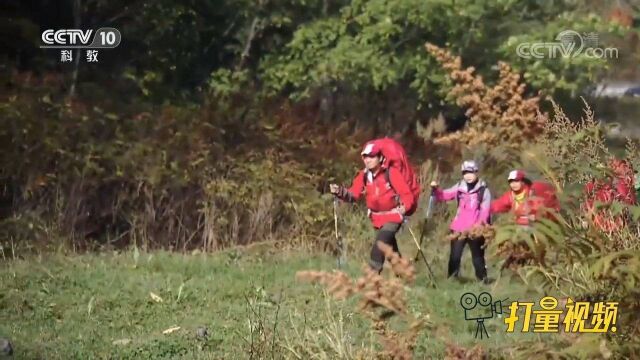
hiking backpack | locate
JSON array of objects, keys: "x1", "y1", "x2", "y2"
[
  {"x1": 529, "y1": 181, "x2": 560, "y2": 212},
  {"x1": 363, "y1": 137, "x2": 421, "y2": 216}
]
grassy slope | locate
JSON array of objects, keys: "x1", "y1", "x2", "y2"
[{"x1": 0, "y1": 227, "x2": 581, "y2": 360}]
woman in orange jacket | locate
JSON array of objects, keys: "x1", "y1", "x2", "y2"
[
  {"x1": 491, "y1": 170, "x2": 559, "y2": 226},
  {"x1": 491, "y1": 170, "x2": 560, "y2": 268}
]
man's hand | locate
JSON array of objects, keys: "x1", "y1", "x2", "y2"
[
  {"x1": 395, "y1": 205, "x2": 406, "y2": 216},
  {"x1": 430, "y1": 181, "x2": 438, "y2": 188},
  {"x1": 330, "y1": 184, "x2": 348, "y2": 199},
  {"x1": 528, "y1": 214, "x2": 536, "y2": 221}
]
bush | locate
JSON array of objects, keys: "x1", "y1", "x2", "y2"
[{"x1": 0, "y1": 75, "x2": 365, "y2": 252}]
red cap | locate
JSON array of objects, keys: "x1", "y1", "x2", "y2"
[
  {"x1": 361, "y1": 142, "x2": 382, "y2": 157},
  {"x1": 508, "y1": 170, "x2": 526, "y2": 182}
]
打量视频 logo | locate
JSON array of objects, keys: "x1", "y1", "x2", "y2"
[
  {"x1": 460, "y1": 292, "x2": 620, "y2": 339},
  {"x1": 460, "y1": 292, "x2": 507, "y2": 339}
]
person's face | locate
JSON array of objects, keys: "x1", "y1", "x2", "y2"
[
  {"x1": 363, "y1": 154, "x2": 382, "y2": 170},
  {"x1": 509, "y1": 180, "x2": 523, "y2": 192},
  {"x1": 463, "y1": 171, "x2": 478, "y2": 183}
]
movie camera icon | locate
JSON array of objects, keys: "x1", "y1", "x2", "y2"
[{"x1": 460, "y1": 292, "x2": 506, "y2": 339}]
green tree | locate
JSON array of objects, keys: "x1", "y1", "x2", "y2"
[{"x1": 261, "y1": 0, "x2": 624, "y2": 110}]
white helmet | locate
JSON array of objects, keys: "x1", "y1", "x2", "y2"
[{"x1": 461, "y1": 160, "x2": 479, "y2": 173}]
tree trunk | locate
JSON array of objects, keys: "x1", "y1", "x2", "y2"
[
  {"x1": 237, "y1": 17, "x2": 261, "y2": 70},
  {"x1": 69, "y1": 0, "x2": 82, "y2": 97}
]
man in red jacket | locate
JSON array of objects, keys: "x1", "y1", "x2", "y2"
[
  {"x1": 330, "y1": 142, "x2": 416, "y2": 272},
  {"x1": 491, "y1": 170, "x2": 559, "y2": 226}
]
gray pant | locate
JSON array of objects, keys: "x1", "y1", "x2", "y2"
[{"x1": 369, "y1": 222, "x2": 402, "y2": 272}]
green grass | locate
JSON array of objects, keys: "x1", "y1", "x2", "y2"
[{"x1": 0, "y1": 235, "x2": 577, "y2": 359}]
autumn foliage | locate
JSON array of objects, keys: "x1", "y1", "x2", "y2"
[{"x1": 425, "y1": 43, "x2": 546, "y2": 151}]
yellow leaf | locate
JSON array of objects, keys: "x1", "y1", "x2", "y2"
[
  {"x1": 150, "y1": 292, "x2": 164, "y2": 303},
  {"x1": 162, "y1": 326, "x2": 181, "y2": 334}
]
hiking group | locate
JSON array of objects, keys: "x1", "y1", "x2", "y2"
[{"x1": 330, "y1": 137, "x2": 638, "y2": 284}]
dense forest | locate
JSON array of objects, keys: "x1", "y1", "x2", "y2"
[{"x1": 2, "y1": 0, "x2": 639, "y2": 250}]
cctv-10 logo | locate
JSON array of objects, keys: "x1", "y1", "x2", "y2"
[
  {"x1": 40, "y1": 28, "x2": 121, "y2": 48},
  {"x1": 460, "y1": 292, "x2": 619, "y2": 339}
]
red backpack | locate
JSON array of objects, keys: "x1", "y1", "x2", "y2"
[
  {"x1": 529, "y1": 181, "x2": 561, "y2": 219},
  {"x1": 364, "y1": 137, "x2": 421, "y2": 215}
]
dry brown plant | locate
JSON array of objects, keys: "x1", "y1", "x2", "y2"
[
  {"x1": 444, "y1": 342, "x2": 487, "y2": 360},
  {"x1": 496, "y1": 239, "x2": 547, "y2": 270},
  {"x1": 540, "y1": 99, "x2": 610, "y2": 185},
  {"x1": 296, "y1": 241, "x2": 425, "y2": 359},
  {"x1": 445, "y1": 225, "x2": 496, "y2": 243},
  {"x1": 425, "y1": 43, "x2": 546, "y2": 151}
]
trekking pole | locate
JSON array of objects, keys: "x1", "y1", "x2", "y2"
[
  {"x1": 333, "y1": 196, "x2": 346, "y2": 269},
  {"x1": 414, "y1": 190, "x2": 435, "y2": 262},
  {"x1": 414, "y1": 161, "x2": 439, "y2": 262},
  {"x1": 407, "y1": 225, "x2": 437, "y2": 287}
]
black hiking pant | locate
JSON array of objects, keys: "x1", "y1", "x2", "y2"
[
  {"x1": 369, "y1": 222, "x2": 402, "y2": 272},
  {"x1": 448, "y1": 235, "x2": 487, "y2": 281}
]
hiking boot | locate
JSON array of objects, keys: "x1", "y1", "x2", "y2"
[{"x1": 482, "y1": 277, "x2": 494, "y2": 285}]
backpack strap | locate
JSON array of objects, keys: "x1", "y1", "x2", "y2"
[
  {"x1": 364, "y1": 168, "x2": 394, "y2": 189},
  {"x1": 477, "y1": 186, "x2": 486, "y2": 210},
  {"x1": 456, "y1": 184, "x2": 486, "y2": 211},
  {"x1": 365, "y1": 168, "x2": 400, "y2": 204},
  {"x1": 384, "y1": 168, "x2": 402, "y2": 205},
  {"x1": 385, "y1": 168, "x2": 392, "y2": 191}
]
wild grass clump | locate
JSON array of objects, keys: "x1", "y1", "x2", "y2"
[{"x1": 297, "y1": 242, "x2": 428, "y2": 359}]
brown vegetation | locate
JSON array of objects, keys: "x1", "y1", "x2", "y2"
[
  {"x1": 297, "y1": 242, "x2": 424, "y2": 359},
  {"x1": 425, "y1": 43, "x2": 546, "y2": 151}
]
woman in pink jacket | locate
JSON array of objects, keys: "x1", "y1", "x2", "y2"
[{"x1": 430, "y1": 160, "x2": 492, "y2": 283}]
